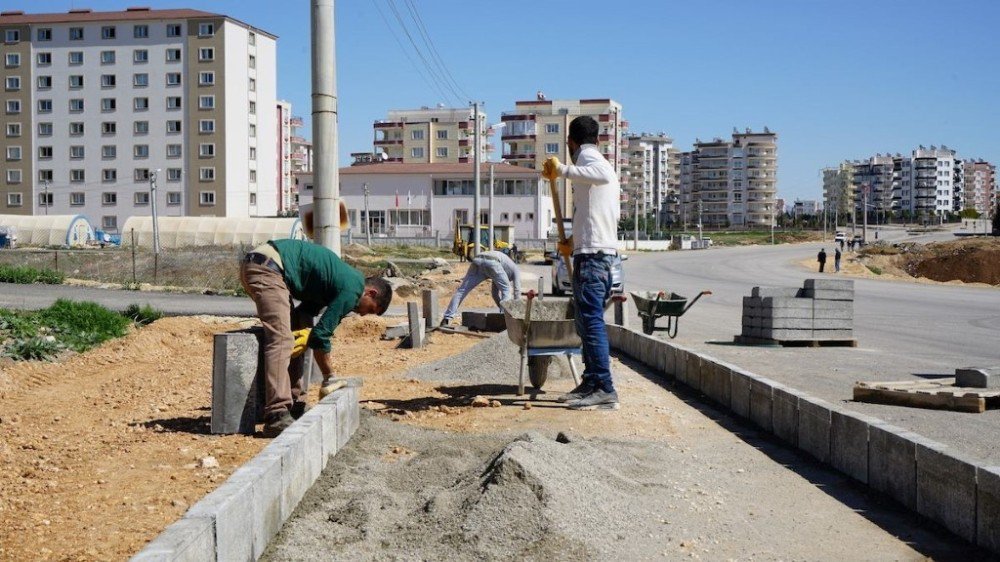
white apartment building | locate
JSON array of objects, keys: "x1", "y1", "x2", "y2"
[
  {"x1": 623, "y1": 133, "x2": 678, "y2": 227},
  {"x1": 296, "y1": 162, "x2": 553, "y2": 240},
  {"x1": 276, "y1": 99, "x2": 294, "y2": 214},
  {"x1": 373, "y1": 106, "x2": 488, "y2": 165},
  {"x1": 792, "y1": 199, "x2": 820, "y2": 218},
  {"x1": 0, "y1": 7, "x2": 277, "y2": 233}
]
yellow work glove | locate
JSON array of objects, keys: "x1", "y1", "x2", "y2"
[
  {"x1": 542, "y1": 156, "x2": 561, "y2": 181},
  {"x1": 557, "y1": 236, "x2": 573, "y2": 259},
  {"x1": 291, "y1": 328, "x2": 311, "y2": 358}
]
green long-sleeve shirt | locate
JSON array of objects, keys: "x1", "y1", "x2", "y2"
[{"x1": 269, "y1": 239, "x2": 364, "y2": 352}]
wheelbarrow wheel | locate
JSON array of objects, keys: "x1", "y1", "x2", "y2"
[
  {"x1": 527, "y1": 356, "x2": 551, "y2": 390},
  {"x1": 641, "y1": 314, "x2": 655, "y2": 335}
]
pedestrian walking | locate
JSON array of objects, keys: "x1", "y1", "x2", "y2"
[
  {"x1": 441, "y1": 250, "x2": 521, "y2": 325},
  {"x1": 817, "y1": 248, "x2": 827, "y2": 273},
  {"x1": 542, "y1": 115, "x2": 622, "y2": 411},
  {"x1": 834, "y1": 247, "x2": 842, "y2": 272}
]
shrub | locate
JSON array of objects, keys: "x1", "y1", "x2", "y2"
[
  {"x1": 36, "y1": 299, "x2": 129, "y2": 352},
  {"x1": 868, "y1": 265, "x2": 883, "y2": 275},
  {"x1": 122, "y1": 303, "x2": 163, "y2": 326},
  {"x1": 0, "y1": 264, "x2": 65, "y2": 284},
  {"x1": 5, "y1": 336, "x2": 62, "y2": 361}
]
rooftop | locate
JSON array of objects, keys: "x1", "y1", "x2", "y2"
[
  {"x1": 0, "y1": 7, "x2": 276, "y2": 38},
  {"x1": 340, "y1": 162, "x2": 540, "y2": 176}
]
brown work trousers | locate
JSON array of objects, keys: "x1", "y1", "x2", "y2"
[{"x1": 239, "y1": 261, "x2": 314, "y2": 416}]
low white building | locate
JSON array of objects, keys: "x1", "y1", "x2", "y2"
[{"x1": 297, "y1": 162, "x2": 552, "y2": 240}]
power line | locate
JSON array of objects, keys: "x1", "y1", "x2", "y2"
[
  {"x1": 370, "y1": 0, "x2": 453, "y2": 105},
  {"x1": 399, "y1": 0, "x2": 471, "y2": 102},
  {"x1": 383, "y1": 0, "x2": 463, "y2": 106}
]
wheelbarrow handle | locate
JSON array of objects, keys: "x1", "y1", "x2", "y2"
[{"x1": 681, "y1": 290, "x2": 712, "y2": 314}]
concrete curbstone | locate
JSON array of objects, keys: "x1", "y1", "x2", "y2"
[
  {"x1": 797, "y1": 397, "x2": 833, "y2": 463},
  {"x1": 729, "y1": 368, "x2": 753, "y2": 420},
  {"x1": 869, "y1": 423, "x2": 918, "y2": 510},
  {"x1": 698, "y1": 359, "x2": 723, "y2": 406},
  {"x1": 915, "y1": 439, "x2": 978, "y2": 542},
  {"x1": 185, "y1": 479, "x2": 254, "y2": 562},
  {"x1": 749, "y1": 377, "x2": 774, "y2": 432},
  {"x1": 804, "y1": 278, "x2": 854, "y2": 291},
  {"x1": 300, "y1": 403, "x2": 338, "y2": 462},
  {"x1": 673, "y1": 347, "x2": 690, "y2": 385},
  {"x1": 263, "y1": 418, "x2": 323, "y2": 520},
  {"x1": 131, "y1": 516, "x2": 216, "y2": 562},
  {"x1": 684, "y1": 352, "x2": 703, "y2": 392},
  {"x1": 830, "y1": 410, "x2": 877, "y2": 484},
  {"x1": 977, "y1": 465, "x2": 1000, "y2": 553},
  {"x1": 771, "y1": 385, "x2": 800, "y2": 446},
  {"x1": 663, "y1": 344, "x2": 677, "y2": 378},
  {"x1": 226, "y1": 454, "x2": 283, "y2": 559},
  {"x1": 606, "y1": 324, "x2": 624, "y2": 350},
  {"x1": 802, "y1": 288, "x2": 854, "y2": 301},
  {"x1": 210, "y1": 329, "x2": 265, "y2": 435}
]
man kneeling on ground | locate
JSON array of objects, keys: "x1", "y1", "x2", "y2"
[{"x1": 240, "y1": 238, "x2": 393, "y2": 436}]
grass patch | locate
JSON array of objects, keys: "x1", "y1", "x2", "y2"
[
  {"x1": 0, "y1": 264, "x2": 64, "y2": 284},
  {"x1": 363, "y1": 244, "x2": 452, "y2": 260},
  {"x1": 868, "y1": 265, "x2": 883, "y2": 275},
  {"x1": 0, "y1": 299, "x2": 131, "y2": 360},
  {"x1": 122, "y1": 303, "x2": 163, "y2": 326},
  {"x1": 694, "y1": 230, "x2": 823, "y2": 246}
]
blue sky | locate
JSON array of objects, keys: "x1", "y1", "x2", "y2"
[{"x1": 19, "y1": 0, "x2": 1000, "y2": 202}]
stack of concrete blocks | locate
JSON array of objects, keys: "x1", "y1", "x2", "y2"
[{"x1": 741, "y1": 279, "x2": 854, "y2": 342}]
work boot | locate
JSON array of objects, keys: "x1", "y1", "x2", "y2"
[
  {"x1": 290, "y1": 401, "x2": 310, "y2": 420},
  {"x1": 262, "y1": 410, "x2": 295, "y2": 437},
  {"x1": 567, "y1": 389, "x2": 620, "y2": 411},
  {"x1": 319, "y1": 378, "x2": 347, "y2": 399},
  {"x1": 556, "y1": 378, "x2": 597, "y2": 403}
]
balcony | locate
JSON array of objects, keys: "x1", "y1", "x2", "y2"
[
  {"x1": 373, "y1": 121, "x2": 403, "y2": 129},
  {"x1": 501, "y1": 133, "x2": 536, "y2": 141},
  {"x1": 503, "y1": 153, "x2": 536, "y2": 160},
  {"x1": 374, "y1": 139, "x2": 403, "y2": 146}
]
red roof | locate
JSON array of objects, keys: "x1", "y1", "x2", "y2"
[
  {"x1": 340, "y1": 162, "x2": 540, "y2": 176},
  {"x1": 0, "y1": 8, "x2": 276, "y2": 38}
]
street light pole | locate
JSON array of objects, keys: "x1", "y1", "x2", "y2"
[
  {"x1": 149, "y1": 169, "x2": 161, "y2": 255},
  {"x1": 43, "y1": 180, "x2": 49, "y2": 215},
  {"x1": 363, "y1": 182, "x2": 371, "y2": 246},
  {"x1": 471, "y1": 102, "x2": 481, "y2": 257},
  {"x1": 310, "y1": 0, "x2": 340, "y2": 254},
  {"x1": 488, "y1": 163, "x2": 495, "y2": 250}
]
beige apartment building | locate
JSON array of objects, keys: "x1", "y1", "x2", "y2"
[
  {"x1": 822, "y1": 163, "x2": 853, "y2": 224},
  {"x1": 623, "y1": 133, "x2": 679, "y2": 227},
  {"x1": 500, "y1": 95, "x2": 627, "y2": 213},
  {"x1": 963, "y1": 159, "x2": 996, "y2": 216},
  {"x1": 0, "y1": 7, "x2": 278, "y2": 232},
  {"x1": 372, "y1": 106, "x2": 488, "y2": 165}
]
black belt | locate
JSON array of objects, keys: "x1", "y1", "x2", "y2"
[{"x1": 245, "y1": 252, "x2": 283, "y2": 274}]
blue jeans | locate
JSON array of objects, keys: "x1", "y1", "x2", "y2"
[
  {"x1": 572, "y1": 253, "x2": 614, "y2": 393},
  {"x1": 442, "y1": 257, "x2": 512, "y2": 322}
]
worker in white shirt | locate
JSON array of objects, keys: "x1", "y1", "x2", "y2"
[
  {"x1": 441, "y1": 250, "x2": 522, "y2": 325},
  {"x1": 543, "y1": 115, "x2": 622, "y2": 411}
]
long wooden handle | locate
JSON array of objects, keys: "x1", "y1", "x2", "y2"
[{"x1": 548, "y1": 176, "x2": 573, "y2": 278}]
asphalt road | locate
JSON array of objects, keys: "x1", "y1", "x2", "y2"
[
  {"x1": 0, "y1": 282, "x2": 255, "y2": 316},
  {"x1": 615, "y1": 237, "x2": 1000, "y2": 464}
]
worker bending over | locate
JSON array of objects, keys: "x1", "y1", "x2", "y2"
[{"x1": 441, "y1": 250, "x2": 521, "y2": 326}]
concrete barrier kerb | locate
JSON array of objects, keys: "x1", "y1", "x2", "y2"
[{"x1": 131, "y1": 378, "x2": 364, "y2": 561}]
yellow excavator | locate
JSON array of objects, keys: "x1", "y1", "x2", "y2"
[{"x1": 452, "y1": 220, "x2": 524, "y2": 263}]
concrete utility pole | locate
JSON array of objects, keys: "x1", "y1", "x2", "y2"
[
  {"x1": 633, "y1": 191, "x2": 639, "y2": 251},
  {"x1": 42, "y1": 180, "x2": 49, "y2": 215},
  {"x1": 488, "y1": 163, "x2": 495, "y2": 250},
  {"x1": 363, "y1": 182, "x2": 371, "y2": 246},
  {"x1": 471, "y1": 102, "x2": 481, "y2": 257},
  {"x1": 310, "y1": 0, "x2": 341, "y2": 254},
  {"x1": 149, "y1": 169, "x2": 161, "y2": 254},
  {"x1": 697, "y1": 199, "x2": 703, "y2": 242},
  {"x1": 863, "y1": 187, "x2": 869, "y2": 243}
]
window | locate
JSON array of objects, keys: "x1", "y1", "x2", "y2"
[
  {"x1": 166, "y1": 144, "x2": 182, "y2": 158},
  {"x1": 199, "y1": 71, "x2": 215, "y2": 85},
  {"x1": 133, "y1": 73, "x2": 148, "y2": 87},
  {"x1": 500, "y1": 213, "x2": 510, "y2": 221},
  {"x1": 545, "y1": 123, "x2": 559, "y2": 134},
  {"x1": 102, "y1": 216, "x2": 117, "y2": 230},
  {"x1": 37, "y1": 99, "x2": 52, "y2": 113},
  {"x1": 69, "y1": 98, "x2": 84, "y2": 112},
  {"x1": 102, "y1": 145, "x2": 117, "y2": 159},
  {"x1": 249, "y1": 124, "x2": 257, "y2": 137},
  {"x1": 5, "y1": 53, "x2": 19, "y2": 67},
  {"x1": 69, "y1": 122, "x2": 84, "y2": 135},
  {"x1": 166, "y1": 120, "x2": 182, "y2": 133},
  {"x1": 5, "y1": 122, "x2": 20, "y2": 137},
  {"x1": 38, "y1": 146, "x2": 53, "y2": 159},
  {"x1": 102, "y1": 192, "x2": 117, "y2": 205},
  {"x1": 7, "y1": 193, "x2": 22, "y2": 207},
  {"x1": 101, "y1": 74, "x2": 116, "y2": 87},
  {"x1": 248, "y1": 54, "x2": 256, "y2": 68},
  {"x1": 249, "y1": 147, "x2": 257, "y2": 160},
  {"x1": 198, "y1": 95, "x2": 215, "y2": 109},
  {"x1": 36, "y1": 52, "x2": 52, "y2": 65},
  {"x1": 199, "y1": 143, "x2": 215, "y2": 157},
  {"x1": 248, "y1": 78, "x2": 256, "y2": 92},
  {"x1": 249, "y1": 101, "x2": 256, "y2": 114},
  {"x1": 165, "y1": 73, "x2": 181, "y2": 86},
  {"x1": 37, "y1": 123, "x2": 51, "y2": 136},
  {"x1": 39, "y1": 193, "x2": 53, "y2": 207},
  {"x1": 198, "y1": 23, "x2": 215, "y2": 37},
  {"x1": 100, "y1": 26, "x2": 116, "y2": 39},
  {"x1": 5, "y1": 76, "x2": 20, "y2": 91},
  {"x1": 69, "y1": 75, "x2": 84, "y2": 88},
  {"x1": 70, "y1": 169, "x2": 85, "y2": 183},
  {"x1": 436, "y1": 147, "x2": 448, "y2": 158},
  {"x1": 249, "y1": 193, "x2": 257, "y2": 205},
  {"x1": 102, "y1": 169, "x2": 117, "y2": 182},
  {"x1": 133, "y1": 97, "x2": 149, "y2": 110},
  {"x1": 167, "y1": 192, "x2": 181, "y2": 205},
  {"x1": 527, "y1": 212, "x2": 535, "y2": 221},
  {"x1": 411, "y1": 147, "x2": 424, "y2": 158},
  {"x1": 133, "y1": 49, "x2": 148, "y2": 63},
  {"x1": 5, "y1": 169, "x2": 21, "y2": 184},
  {"x1": 166, "y1": 48, "x2": 182, "y2": 62},
  {"x1": 249, "y1": 170, "x2": 257, "y2": 182},
  {"x1": 37, "y1": 28, "x2": 52, "y2": 41},
  {"x1": 70, "y1": 146, "x2": 85, "y2": 159},
  {"x1": 249, "y1": 32, "x2": 256, "y2": 45},
  {"x1": 101, "y1": 98, "x2": 117, "y2": 111},
  {"x1": 69, "y1": 51, "x2": 83, "y2": 64},
  {"x1": 436, "y1": 130, "x2": 448, "y2": 140},
  {"x1": 199, "y1": 167, "x2": 216, "y2": 181},
  {"x1": 199, "y1": 119, "x2": 215, "y2": 133},
  {"x1": 133, "y1": 121, "x2": 149, "y2": 134},
  {"x1": 200, "y1": 191, "x2": 216, "y2": 205},
  {"x1": 199, "y1": 47, "x2": 214, "y2": 61},
  {"x1": 69, "y1": 27, "x2": 84, "y2": 40},
  {"x1": 36, "y1": 76, "x2": 52, "y2": 89},
  {"x1": 5, "y1": 146, "x2": 21, "y2": 160},
  {"x1": 5, "y1": 30, "x2": 20, "y2": 43},
  {"x1": 70, "y1": 192, "x2": 85, "y2": 206},
  {"x1": 98, "y1": 51, "x2": 115, "y2": 65},
  {"x1": 166, "y1": 168, "x2": 182, "y2": 181},
  {"x1": 133, "y1": 24, "x2": 149, "y2": 38},
  {"x1": 134, "y1": 191, "x2": 150, "y2": 204},
  {"x1": 167, "y1": 96, "x2": 182, "y2": 109},
  {"x1": 545, "y1": 143, "x2": 560, "y2": 154},
  {"x1": 411, "y1": 129, "x2": 425, "y2": 140},
  {"x1": 134, "y1": 169, "x2": 150, "y2": 183},
  {"x1": 5, "y1": 100, "x2": 20, "y2": 113},
  {"x1": 167, "y1": 23, "x2": 183, "y2": 36},
  {"x1": 38, "y1": 169, "x2": 53, "y2": 182},
  {"x1": 514, "y1": 212, "x2": 523, "y2": 221},
  {"x1": 133, "y1": 144, "x2": 149, "y2": 158}
]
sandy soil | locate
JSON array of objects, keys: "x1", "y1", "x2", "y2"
[{"x1": 0, "y1": 273, "x2": 496, "y2": 561}]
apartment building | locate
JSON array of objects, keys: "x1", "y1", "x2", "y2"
[
  {"x1": 623, "y1": 133, "x2": 678, "y2": 227},
  {"x1": 0, "y1": 7, "x2": 277, "y2": 232},
  {"x1": 289, "y1": 115, "x2": 311, "y2": 172},
  {"x1": 849, "y1": 154, "x2": 895, "y2": 219},
  {"x1": 678, "y1": 128, "x2": 778, "y2": 228},
  {"x1": 792, "y1": 199, "x2": 820, "y2": 218},
  {"x1": 962, "y1": 159, "x2": 996, "y2": 216},
  {"x1": 500, "y1": 95, "x2": 627, "y2": 213},
  {"x1": 822, "y1": 163, "x2": 853, "y2": 223},
  {"x1": 372, "y1": 106, "x2": 488, "y2": 165}
]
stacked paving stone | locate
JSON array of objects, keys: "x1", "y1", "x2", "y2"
[{"x1": 741, "y1": 279, "x2": 854, "y2": 342}]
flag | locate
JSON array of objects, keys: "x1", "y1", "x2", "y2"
[{"x1": 395, "y1": 190, "x2": 399, "y2": 208}]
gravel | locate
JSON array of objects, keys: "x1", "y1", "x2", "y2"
[{"x1": 408, "y1": 332, "x2": 578, "y2": 384}]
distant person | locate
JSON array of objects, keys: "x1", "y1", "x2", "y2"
[
  {"x1": 441, "y1": 250, "x2": 521, "y2": 325},
  {"x1": 834, "y1": 247, "x2": 842, "y2": 273},
  {"x1": 838, "y1": 238, "x2": 844, "y2": 250},
  {"x1": 817, "y1": 248, "x2": 827, "y2": 273}
]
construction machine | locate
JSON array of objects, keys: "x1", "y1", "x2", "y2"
[{"x1": 452, "y1": 221, "x2": 525, "y2": 263}]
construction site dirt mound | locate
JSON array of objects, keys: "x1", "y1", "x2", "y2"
[{"x1": 907, "y1": 238, "x2": 1000, "y2": 285}]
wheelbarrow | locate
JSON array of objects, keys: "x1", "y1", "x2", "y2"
[
  {"x1": 501, "y1": 292, "x2": 582, "y2": 395},
  {"x1": 630, "y1": 290, "x2": 712, "y2": 338}
]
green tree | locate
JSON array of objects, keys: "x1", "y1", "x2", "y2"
[{"x1": 960, "y1": 208, "x2": 981, "y2": 220}]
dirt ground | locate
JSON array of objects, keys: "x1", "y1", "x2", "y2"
[{"x1": 0, "y1": 266, "x2": 498, "y2": 562}]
